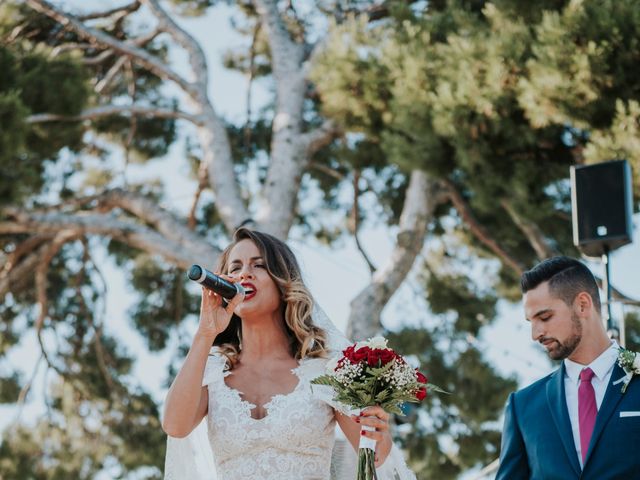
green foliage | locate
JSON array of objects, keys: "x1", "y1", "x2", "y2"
[
  {"x1": 2, "y1": 0, "x2": 639, "y2": 478},
  {"x1": 624, "y1": 310, "x2": 640, "y2": 353},
  {"x1": 0, "y1": 383, "x2": 164, "y2": 480},
  {"x1": 423, "y1": 269, "x2": 498, "y2": 336},
  {"x1": 313, "y1": 0, "x2": 639, "y2": 279},
  {"x1": 0, "y1": 372, "x2": 21, "y2": 403},
  {"x1": 0, "y1": 43, "x2": 89, "y2": 205},
  {"x1": 128, "y1": 256, "x2": 200, "y2": 351},
  {"x1": 169, "y1": 0, "x2": 216, "y2": 16},
  {"x1": 93, "y1": 114, "x2": 177, "y2": 162}
]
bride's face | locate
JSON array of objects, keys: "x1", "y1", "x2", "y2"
[{"x1": 226, "y1": 239, "x2": 281, "y2": 319}]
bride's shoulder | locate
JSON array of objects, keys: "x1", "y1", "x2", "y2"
[
  {"x1": 202, "y1": 348, "x2": 230, "y2": 386},
  {"x1": 295, "y1": 354, "x2": 333, "y2": 380}
]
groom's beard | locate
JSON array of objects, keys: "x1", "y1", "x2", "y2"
[{"x1": 541, "y1": 312, "x2": 582, "y2": 361}]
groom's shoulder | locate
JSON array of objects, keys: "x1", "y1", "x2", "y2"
[{"x1": 513, "y1": 367, "x2": 559, "y2": 399}]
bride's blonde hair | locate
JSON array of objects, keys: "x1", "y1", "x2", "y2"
[{"x1": 213, "y1": 227, "x2": 328, "y2": 368}]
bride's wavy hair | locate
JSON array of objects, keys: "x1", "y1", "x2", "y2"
[{"x1": 213, "y1": 227, "x2": 328, "y2": 368}]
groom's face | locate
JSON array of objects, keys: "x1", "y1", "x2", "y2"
[{"x1": 524, "y1": 281, "x2": 582, "y2": 361}]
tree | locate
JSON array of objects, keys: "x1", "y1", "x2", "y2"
[{"x1": 0, "y1": 0, "x2": 638, "y2": 478}]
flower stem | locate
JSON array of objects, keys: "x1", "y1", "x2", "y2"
[{"x1": 356, "y1": 447, "x2": 378, "y2": 480}]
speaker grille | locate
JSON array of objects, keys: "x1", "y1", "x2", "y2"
[{"x1": 571, "y1": 160, "x2": 633, "y2": 257}]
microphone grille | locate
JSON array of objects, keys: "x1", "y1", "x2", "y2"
[{"x1": 187, "y1": 264, "x2": 203, "y2": 281}]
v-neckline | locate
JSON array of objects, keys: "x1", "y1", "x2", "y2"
[{"x1": 222, "y1": 361, "x2": 305, "y2": 421}]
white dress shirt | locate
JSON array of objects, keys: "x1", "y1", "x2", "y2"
[{"x1": 563, "y1": 341, "x2": 619, "y2": 468}]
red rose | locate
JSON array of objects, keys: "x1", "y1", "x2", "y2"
[
  {"x1": 352, "y1": 346, "x2": 370, "y2": 363},
  {"x1": 342, "y1": 345, "x2": 356, "y2": 363},
  {"x1": 379, "y1": 349, "x2": 396, "y2": 365},
  {"x1": 416, "y1": 371, "x2": 428, "y2": 384},
  {"x1": 416, "y1": 387, "x2": 427, "y2": 401},
  {"x1": 367, "y1": 348, "x2": 396, "y2": 367}
]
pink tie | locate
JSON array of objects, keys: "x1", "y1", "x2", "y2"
[{"x1": 578, "y1": 367, "x2": 597, "y2": 464}]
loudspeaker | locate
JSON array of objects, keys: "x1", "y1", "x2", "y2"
[{"x1": 570, "y1": 159, "x2": 633, "y2": 257}]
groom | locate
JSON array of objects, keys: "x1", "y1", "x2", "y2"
[{"x1": 496, "y1": 256, "x2": 640, "y2": 479}]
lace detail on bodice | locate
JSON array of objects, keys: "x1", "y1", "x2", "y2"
[{"x1": 203, "y1": 354, "x2": 336, "y2": 480}]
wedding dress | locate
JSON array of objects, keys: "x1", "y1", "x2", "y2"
[{"x1": 164, "y1": 306, "x2": 417, "y2": 480}]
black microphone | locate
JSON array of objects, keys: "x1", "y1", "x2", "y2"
[{"x1": 187, "y1": 264, "x2": 245, "y2": 300}]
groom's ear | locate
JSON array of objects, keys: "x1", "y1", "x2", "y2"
[{"x1": 574, "y1": 291, "x2": 594, "y2": 316}]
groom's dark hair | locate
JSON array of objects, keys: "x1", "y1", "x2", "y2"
[{"x1": 521, "y1": 256, "x2": 601, "y2": 313}]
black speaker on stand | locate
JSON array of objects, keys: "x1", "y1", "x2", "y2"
[{"x1": 570, "y1": 159, "x2": 634, "y2": 346}]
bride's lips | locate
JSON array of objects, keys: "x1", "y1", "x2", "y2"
[{"x1": 241, "y1": 282, "x2": 257, "y2": 300}]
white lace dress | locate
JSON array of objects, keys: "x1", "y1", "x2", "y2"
[
  {"x1": 164, "y1": 349, "x2": 417, "y2": 480},
  {"x1": 203, "y1": 354, "x2": 335, "y2": 480}
]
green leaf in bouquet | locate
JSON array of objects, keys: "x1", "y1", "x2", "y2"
[
  {"x1": 367, "y1": 362, "x2": 395, "y2": 376},
  {"x1": 427, "y1": 383, "x2": 451, "y2": 395},
  {"x1": 374, "y1": 390, "x2": 390, "y2": 403},
  {"x1": 310, "y1": 375, "x2": 334, "y2": 386}
]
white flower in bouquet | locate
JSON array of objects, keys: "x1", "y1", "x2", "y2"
[
  {"x1": 313, "y1": 337, "x2": 448, "y2": 480},
  {"x1": 633, "y1": 354, "x2": 640, "y2": 372}
]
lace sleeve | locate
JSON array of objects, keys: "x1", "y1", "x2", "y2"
[
  {"x1": 202, "y1": 350, "x2": 227, "y2": 387},
  {"x1": 164, "y1": 420, "x2": 217, "y2": 480},
  {"x1": 165, "y1": 350, "x2": 222, "y2": 480},
  {"x1": 377, "y1": 443, "x2": 418, "y2": 480}
]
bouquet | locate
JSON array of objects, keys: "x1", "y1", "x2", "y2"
[{"x1": 312, "y1": 336, "x2": 445, "y2": 480}]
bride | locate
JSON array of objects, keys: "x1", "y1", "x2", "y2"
[{"x1": 162, "y1": 227, "x2": 415, "y2": 479}]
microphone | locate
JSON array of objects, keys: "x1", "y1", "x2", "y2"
[{"x1": 187, "y1": 264, "x2": 245, "y2": 300}]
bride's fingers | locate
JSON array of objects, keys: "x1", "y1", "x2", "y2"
[
  {"x1": 352, "y1": 415, "x2": 389, "y2": 432},
  {"x1": 360, "y1": 406, "x2": 389, "y2": 422},
  {"x1": 201, "y1": 287, "x2": 223, "y2": 308},
  {"x1": 225, "y1": 291, "x2": 244, "y2": 315},
  {"x1": 360, "y1": 427, "x2": 386, "y2": 442},
  {"x1": 355, "y1": 406, "x2": 390, "y2": 430}
]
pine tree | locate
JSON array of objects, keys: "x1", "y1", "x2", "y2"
[{"x1": 0, "y1": 1, "x2": 638, "y2": 478}]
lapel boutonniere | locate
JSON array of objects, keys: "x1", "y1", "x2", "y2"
[{"x1": 617, "y1": 348, "x2": 640, "y2": 393}]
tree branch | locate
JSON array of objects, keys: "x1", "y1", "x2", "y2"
[
  {"x1": 24, "y1": 0, "x2": 247, "y2": 234},
  {"x1": 188, "y1": 163, "x2": 209, "y2": 230},
  {"x1": 12, "y1": 354, "x2": 44, "y2": 426},
  {"x1": 0, "y1": 242, "x2": 50, "y2": 301},
  {"x1": 253, "y1": 0, "x2": 310, "y2": 238},
  {"x1": 347, "y1": 170, "x2": 446, "y2": 339},
  {"x1": 25, "y1": 0, "x2": 197, "y2": 98},
  {"x1": 140, "y1": 0, "x2": 209, "y2": 98},
  {"x1": 1, "y1": 234, "x2": 53, "y2": 277},
  {"x1": 35, "y1": 231, "x2": 80, "y2": 377},
  {"x1": 243, "y1": 21, "x2": 261, "y2": 157},
  {"x1": 77, "y1": 1, "x2": 141, "y2": 21},
  {"x1": 501, "y1": 199, "x2": 558, "y2": 260},
  {"x1": 301, "y1": 119, "x2": 341, "y2": 155},
  {"x1": 442, "y1": 179, "x2": 525, "y2": 275},
  {"x1": 81, "y1": 28, "x2": 160, "y2": 67},
  {"x1": 77, "y1": 240, "x2": 117, "y2": 397},
  {"x1": 309, "y1": 161, "x2": 345, "y2": 181},
  {"x1": 138, "y1": 1, "x2": 247, "y2": 232},
  {"x1": 350, "y1": 170, "x2": 376, "y2": 274},
  {"x1": 93, "y1": 29, "x2": 161, "y2": 91},
  {"x1": 0, "y1": 210, "x2": 219, "y2": 269},
  {"x1": 96, "y1": 188, "x2": 217, "y2": 260},
  {"x1": 26, "y1": 105, "x2": 202, "y2": 125}
]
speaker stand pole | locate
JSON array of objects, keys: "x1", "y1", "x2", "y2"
[{"x1": 601, "y1": 247, "x2": 620, "y2": 344}]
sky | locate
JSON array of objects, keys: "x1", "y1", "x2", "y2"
[{"x1": 2, "y1": 1, "x2": 640, "y2": 478}]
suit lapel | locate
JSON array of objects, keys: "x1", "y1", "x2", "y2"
[
  {"x1": 546, "y1": 364, "x2": 581, "y2": 476},
  {"x1": 584, "y1": 363, "x2": 625, "y2": 466}
]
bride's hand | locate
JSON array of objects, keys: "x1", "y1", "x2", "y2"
[
  {"x1": 196, "y1": 273, "x2": 244, "y2": 340},
  {"x1": 353, "y1": 406, "x2": 393, "y2": 467}
]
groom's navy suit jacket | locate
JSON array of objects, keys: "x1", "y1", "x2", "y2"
[{"x1": 496, "y1": 362, "x2": 640, "y2": 479}]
